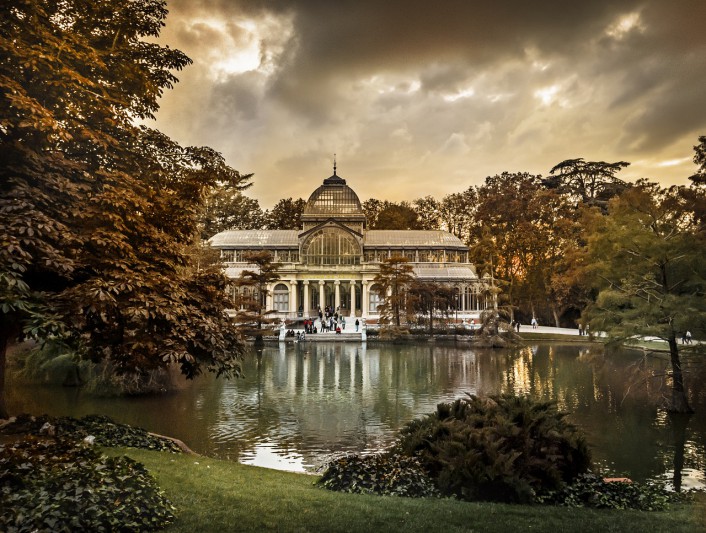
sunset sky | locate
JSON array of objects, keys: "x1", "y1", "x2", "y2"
[{"x1": 152, "y1": 0, "x2": 706, "y2": 208}]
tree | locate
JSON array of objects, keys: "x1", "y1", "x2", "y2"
[
  {"x1": 0, "y1": 0, "x2": 244, "y2": 418},
  {"x1": 232, "y1": 251, "x2": 282, "y2": 345},
  {"x1": 544, "y1": 158, "x2": 630, "y2": 212},
  {"x1": 439, "y1": 188, "x2": 478, "y2": 242},
  {"x1": 264, "y1": 198, "x2": 306, "y2": 229},
  {"x1": 583, "y1": 182, "x2": 706, "y2": 413},
  {"x1": 413, "y1": 196, "x2": 442, "y2": 230},
  {"x1": 410, "y1": 280, "x2": 454, "y2": 334},
  {"x1": 374, "y1": 202, "x2": 420, "y2": 230},
  {"x1": 373, "y1": 256, "x2": 416, "y2": 328},
  {"x1": 362, "y1": 199, "x2": 387, "y2": 229},
  {"x1": 199, "y1": 181, "x2": 264, "y2": 239},
  {"x1": 689, "y1": 135, "x2": 706, "y2": 186}
]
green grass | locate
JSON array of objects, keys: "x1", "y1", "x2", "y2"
[{"x1": 107, "y1": 448, "x2": 706, "y2": 533}]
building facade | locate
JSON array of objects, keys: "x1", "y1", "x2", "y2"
[{"x1": 210, "y1": 168, "x2": 490, "y2": 321}]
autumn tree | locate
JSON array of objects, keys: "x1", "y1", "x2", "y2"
[
  {"x1": 373, "y1": 256, "x2": 416, "y2": 328},
  {"x1": 233, "y1": 251, "x2": 282, "y2": 345},
  {"x1": 265, "y1": 198, "x2": 306, "y2": 229},
  {"x1": 0, "y1": 0, "x2": 244, "y2": 418},
  {"x1": 583, "y1": 182, "x2": 706, "y2": 413},
  {"x1": 543, "y1": 158, "x2": 630, "y2": 212}
]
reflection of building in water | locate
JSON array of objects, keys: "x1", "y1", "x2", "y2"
[{"x1": 210, "y1": 165, "x2": 490, "y2": 320}]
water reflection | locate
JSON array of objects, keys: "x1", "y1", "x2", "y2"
[{"x1": 6, "y1": 342, "x2": 706, "y2": 484}]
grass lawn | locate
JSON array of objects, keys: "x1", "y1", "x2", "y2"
[{"x1": 108, "y1": 448, "x2": 706, "y2": 533}]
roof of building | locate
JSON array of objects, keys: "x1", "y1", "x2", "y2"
[
  {"x1": 365, "y1": 230, "x2": 466, "y2": 248},
  {"x1": 413, "y1": 265, "x2": 478, "y2": 280},
  {"x1": 209, "y1": 230, "x2": 298, "y2": 247},
  {"x1": 210, "y1": 228, "x2": 467, "y2": 249}
]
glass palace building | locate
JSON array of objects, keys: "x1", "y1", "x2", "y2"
[{"x1": 210, "y1": 168, "x2": 490, "y2": 321}]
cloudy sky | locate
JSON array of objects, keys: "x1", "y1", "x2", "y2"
[{"x1": 152, "y1": 0, "x2": 706, "y2": 208}]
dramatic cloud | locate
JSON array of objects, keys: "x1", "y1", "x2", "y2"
[{"x1": 152, "y1": 0, "x2": 706, "y2": 206}]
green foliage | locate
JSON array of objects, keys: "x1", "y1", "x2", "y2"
[
  {"x1": 583, "y1": 181, "x2": 706, "y2": 412},
  {"x1": 394, "y1": 394, "x2": 592, "y2": 503},
  {"x1": 318, "y1": 454, "x2": 440, "y2": 498},
  {"x1": 0, "y1": 437, "x2": 175, "y2": 532},
  {"x1": 538, "y1": 473, "x2": 695, "y2": 511},
  {"x1": 1, "y1": 414, "x2": 183, "y2": 453},
  {"x1": 264, "y1": 198, "x2": 306, "y2": 229}
]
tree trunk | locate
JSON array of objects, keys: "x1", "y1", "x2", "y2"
[
  {"x1": 551, "y1": 305, "x2": 561, "y2": 328},
  {"x1": 668, "y1": 413, "x2": 692, "y2": 492},
  {"x1": 667, "y1": 336, "x2": 693, "y2": 413},
  {"x1": 0, "y1": 336, "x2": 8, "y2": 420},
  {"x1": 0, "y1": 320, "x2": 20, "y2": 420}
]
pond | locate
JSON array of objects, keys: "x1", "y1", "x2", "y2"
[{"x1": 6, "y1": 342, "x2": 706, "y2": 488}]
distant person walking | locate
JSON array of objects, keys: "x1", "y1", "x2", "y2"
[
  {"x1": 531, "y1": 317, "x2": 538, "y2": 329},
  {"x1": 355, "y1": 319, "x2": 360, "y2": 332}
]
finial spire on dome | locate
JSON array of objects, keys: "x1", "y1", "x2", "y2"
[{"x1": 333, "y1": 153, "x2": 337, "y2": 175}]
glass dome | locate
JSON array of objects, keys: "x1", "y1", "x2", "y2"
[{"x1": 303, "y1": 171, "x2": 364, "y2": 218}]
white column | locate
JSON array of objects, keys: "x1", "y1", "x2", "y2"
[
  {"x1": 361, "y1": 281, "x2": 369, "y2": 318},
  {"x1": 318, "y1": 280, "x2": 325, "y2": 310},
  {"x1": 289, "y1": 281, "x2": 297, "y2": 314},
  {"x1": 265, "y1": 283, "x2": 273, "y2": 312},
  {"x1": 303, "y1": 281, "x2": 310, "y2": 315},
  {"x1": 334, "y1": 280, "x2": 341, "y2": 311},
  {"x1": 349, "y1": 281, "x2": 355, "y2": 317}
]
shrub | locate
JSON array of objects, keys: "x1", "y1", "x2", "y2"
[
  {"x1": 538, "y1": 473, "x2": 693, "y2": 511},
  {"x1": 0, "y1": 437, "x2": 176, "y2": 532},
  {"x1": 393, "y1": 394, "x2": 592, "y2": 503},
  {"x1": 318, "y1": 454, "x2": 440, "y2": 498}
]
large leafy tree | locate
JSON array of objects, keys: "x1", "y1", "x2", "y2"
[
  {"x1": 374, "y1": 202, "x2": 420, "y2": 230},
  {"x1": 264, "y1": 198, "x2": 306, "y2": 230},
  {"x1": 583, "y1": 182, "x2": 706, "y2": 413},
  {"x1": 439, "y1": 188, "x2": 478, "y2": 242},
  {"x1": 0, "y1": 0, "x2": 244, "y2": 418}
]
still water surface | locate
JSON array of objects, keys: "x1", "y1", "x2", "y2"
[{"x1": 7, "y1": 342, "x2": 706, "y2": 486}]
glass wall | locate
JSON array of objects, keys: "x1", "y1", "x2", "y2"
[{"x1": 303, "y1": 229, "x2": 361, "y2": 265}]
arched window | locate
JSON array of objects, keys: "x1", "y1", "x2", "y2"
[
  {"x1": 302, "y1": 228, "x2": 361, "y2": 265},
  {"x1": 369, "y1": 284, "x2": 383, "y2": 313},
  {"x1": 273, "y1": 283, "x2": 289, "y2": 312}
]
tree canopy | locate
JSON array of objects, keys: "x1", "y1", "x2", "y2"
[
  {"x1": 0, "y1": 0, "x2": 244, "y2": 418},
  {"x1": 583, "y1": 181, "x2": 706, "y2": 413}
]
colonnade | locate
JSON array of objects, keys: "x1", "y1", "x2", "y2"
[{"x1": 266, "y1": 278, "x2": 489, "y2": 319}]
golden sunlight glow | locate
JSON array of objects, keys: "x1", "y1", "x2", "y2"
[
  {"x1": 606, "y1": 12, "x2": 644, "y2": 40},
  {"x1": 534, "y1": 85, "x2": 559, "y2": 106}
]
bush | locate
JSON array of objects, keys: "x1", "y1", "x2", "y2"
[
  {"x1": 393, "y1": 394, "x2": 592, "y2": 503},
  {"x1": 318, "y1": 454, "x2": 440, "y2": 498},
  {"x1": 538, "y1": 473, "x2": 693, "y2": 511},
  {"x1": 0, "y1": 437, "x2": 175, "y2": 532}
]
